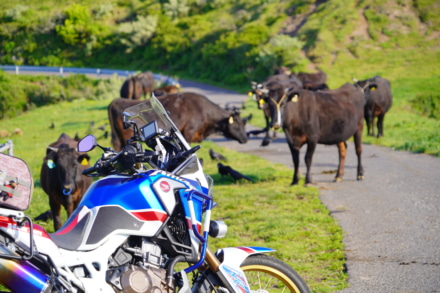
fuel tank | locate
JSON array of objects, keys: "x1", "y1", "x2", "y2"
[{"x1": 50, "y1": 170, "x2": 189, "y2": 251}]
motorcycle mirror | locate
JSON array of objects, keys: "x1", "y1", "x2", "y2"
[{"x1": 77, "y1": 135, "x2": 97, "y2": 152}]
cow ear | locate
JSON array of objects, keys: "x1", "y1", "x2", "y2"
[{"x1": 78, "y1": 154, "x2": 90, "y2": 166}]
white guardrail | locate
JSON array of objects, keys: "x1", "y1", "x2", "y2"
[{"x1": 0, "y1": 65, "x2": 179, "y2": 85}]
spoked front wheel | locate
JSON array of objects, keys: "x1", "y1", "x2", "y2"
[
  {"x1": 196, "y1": 254, "x2": 310, "y2": 293},
  {"x1": 241, "y1": 254, "x2": 310, "y2": 293}
]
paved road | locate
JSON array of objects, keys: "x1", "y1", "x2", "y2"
[{"x1": 180, "y1": 80, "x2": 440, "y2": 293}]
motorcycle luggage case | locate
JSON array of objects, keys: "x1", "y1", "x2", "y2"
[{"x1": 0, "y1": 153, "x2": 33, "y2": 211}]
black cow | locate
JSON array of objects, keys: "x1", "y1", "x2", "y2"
[
  {"x1": 108, "y1": 92, "x2": 248, "y2": 151},
  {"x1": 294, "y1": 70, "x2": 328, "y2": 90},
  {"x1": 120, "y1": 71, "x2": 155, "y2": 100},
  {"x1": 266, "y1": 82, "x2": 367, "y2": 185},
  {"x1": 250, "y1": 74, "x2": 303, "y2": 146},
  {"x1": 40, "y1": 133, "x2": 92, "y2": 231},
  {"x1": 355, "y1": 76, "x2": 392, "y2": 137}
]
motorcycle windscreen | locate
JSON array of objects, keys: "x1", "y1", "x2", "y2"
[{"x1": 0, "y1": 153, "x2": 33, "y2": 211}]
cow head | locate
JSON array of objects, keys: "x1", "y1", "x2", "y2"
[
  {"x1": 218, "y1": 111, "x2": 248, "y2": 144},
  {"x1": 250, "y1": 82, "x2": 269, "y2": 110},
  {"x1": 266, "y1": 82, "x2": 300, "y2": 130},
  {"x1": 45, "y1": 144, "x2": 90, "y2": 196}
]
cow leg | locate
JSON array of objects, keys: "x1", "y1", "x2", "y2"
[
  {"x1": 261, "y1": 116, "x2": 271, "y2": 146},
  {"x1": 304, "y1": 142, "x2": 317, "y2": 185},
  {"x1": 49, "y1": 197, "x2": 62, "y2": 231},
  {"x1": 371, "y1": 116, "x2": 376, "y2": 137},
  {"x1": 354, "y1": 131, "x2": 364, "y2": 180},
  {"x1": 287, "y1": 144, "x2": 301, "y2": 186},
  {"x1": 377, "y1": 113, "x2": 385, "y2": 138},
  {"x1": 365, "y1": 112, "x2": 373, "y2": 136},
  {"x1": 334, "y1": 141, "x2": 347, "y2": 182}
]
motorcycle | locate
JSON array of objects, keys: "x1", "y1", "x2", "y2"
[{"x1": 0, "y1": 95, "x2": 310, "y2": 293}]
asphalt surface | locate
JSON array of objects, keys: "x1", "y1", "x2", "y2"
[{"x1": 180, "y1": 80, "x2": 440, "y2": 293}]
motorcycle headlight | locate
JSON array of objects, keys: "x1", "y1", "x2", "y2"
[{"x1": 209, "y1": 220, "x2": 227, "y2": 238}]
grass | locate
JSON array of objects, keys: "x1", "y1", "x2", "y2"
[{"x1": 0, "y1": 94, "x2": 347, "y2": 292}]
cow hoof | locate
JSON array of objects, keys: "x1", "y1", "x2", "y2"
[
  {"x1": 334, "y1": 177, "x2": 343, "y2": 183},
  {"x1": 357, "y1": 175, "x2": 364, "y2": 181}
]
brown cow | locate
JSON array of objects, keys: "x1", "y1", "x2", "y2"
[
  {"x1": 266, "y1": 82, "x2": 367, "y2": 185},
  {"x1": 108, "y1": 93, "x2": 248, "y2": 151},
  {"x1": 355, "y1": 76, "x2": 392, "y2": 137},
  {"x1": 40, "y1": 133, "x2": 92, "y2": 231},
  {"x1": 120, "y1": 71, "x2": 155, "y2": 100}
]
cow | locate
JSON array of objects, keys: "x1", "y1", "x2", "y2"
[
  {"x1": 294, "y1": 70, "x2": 329, "y2": 91},
  {"x1": 250, "y1": 74, "x2": 303, "y2": 146},
  {"x1": 40, "y1": 133, "x2": 92, "y2": 231},
  {"x1": 266, "y1": 82, "x2": 367, "y2": 185},
  {"x1": 120, "y1": 71, "x2": 155, "y2": 100},
  {"x1": 152, "y1": 84, "x2": 180, "y2": 97},
  {"x1": 108, "y1": 92, "x2": 248, "y2": 151},
  {"x1": 355, "y1": 76, "x2": 392, "y2": 137}
]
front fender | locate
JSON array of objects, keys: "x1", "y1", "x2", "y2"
[
  {"x1": 215, "y1": 246, "x2": 275, "y2": 293},
  {"x1": 219, "y1": 246, "x2": 275, "y2": 268}
]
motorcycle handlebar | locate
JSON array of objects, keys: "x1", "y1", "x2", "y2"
[{"x1": 82, "y1": 144, "x2": 162, "y2": 177}]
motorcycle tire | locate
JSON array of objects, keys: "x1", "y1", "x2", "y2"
[{"x1": 197, "y1": 254, "x2": 310, "y2": 293}]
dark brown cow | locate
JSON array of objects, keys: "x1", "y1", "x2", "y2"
[
  {"x1": 355, "y1": 76, "x2": 392, "y2": 137},
  {"x1": 250, "y1": 74, "x2": 303, "y2": 146},
  {"x1": 152, "y1": 84, "x2": 180, "y2": 97},
  {"x1": 40, "y1": 133, "x2": 92, "y2": 231},
  {"x1": 294, "y1": 70, "x2": 328, "y2": 91},
  {"x1": 108, "y1": 93, "x2": 248, "y2": 151},
  {"x1": 120, "y1": 71, "x2": 155, "y2": 100},
  {"x1": 266, "y1": 82, "x2": 367, "y2": 185}
]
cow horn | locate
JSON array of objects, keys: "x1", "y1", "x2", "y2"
[
  {"x1": 261, "y1": 88, "x2": 269, "y2": 94},
  {"x1": 352, "y1": 77, "x2": 358, "y2": 83},
  {"x1": 47, "y1": 146, "x2": 58, "y2": 152}
]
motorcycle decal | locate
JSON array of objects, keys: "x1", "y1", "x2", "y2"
[
  {"x1": 54, "y1": 205, "x2": 90, "y2": 236},
  {"x1": 221, "y1": 264, "x2": 250, "y2": 293},
  {"x1": 86, "y1": 205, "x2": 147, "y2": 245},
  {"x1": 50, "y1": 210, "x2": 91, "y2": 250},
  {"x1": 236, "y1": 246, "x2": 275, "y2": 254},
  {"x1": 159, "y1": 180, "x2": 171, "y2": 192},
  {"x1": 80, "y1": 175, "x2": 166, "y2": 212},
  {"x1": 152, "y1": 176, "x2": 186, "y2": 215},
  {"x1": 131, "y1": 209, "x2": 168, "y2": 222},
  {"x1": 0, "y1": 216, "x2": 51, "y2": 239}
]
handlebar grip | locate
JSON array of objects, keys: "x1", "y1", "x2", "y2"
[{"x1": 82, "y1": 166, "x2": 97, "y2": 176}]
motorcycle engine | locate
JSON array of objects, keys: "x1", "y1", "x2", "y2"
[
  {"x1": 107, "y1": 238, "x2": 172, "y2": 293},
  {"x1": 119, "y1": 265, "x2": 168, "y2": 293}
]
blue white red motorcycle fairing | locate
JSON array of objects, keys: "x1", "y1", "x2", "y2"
[{"x1": 0, "y1": 95, "x2": 310, "y2": 293}]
